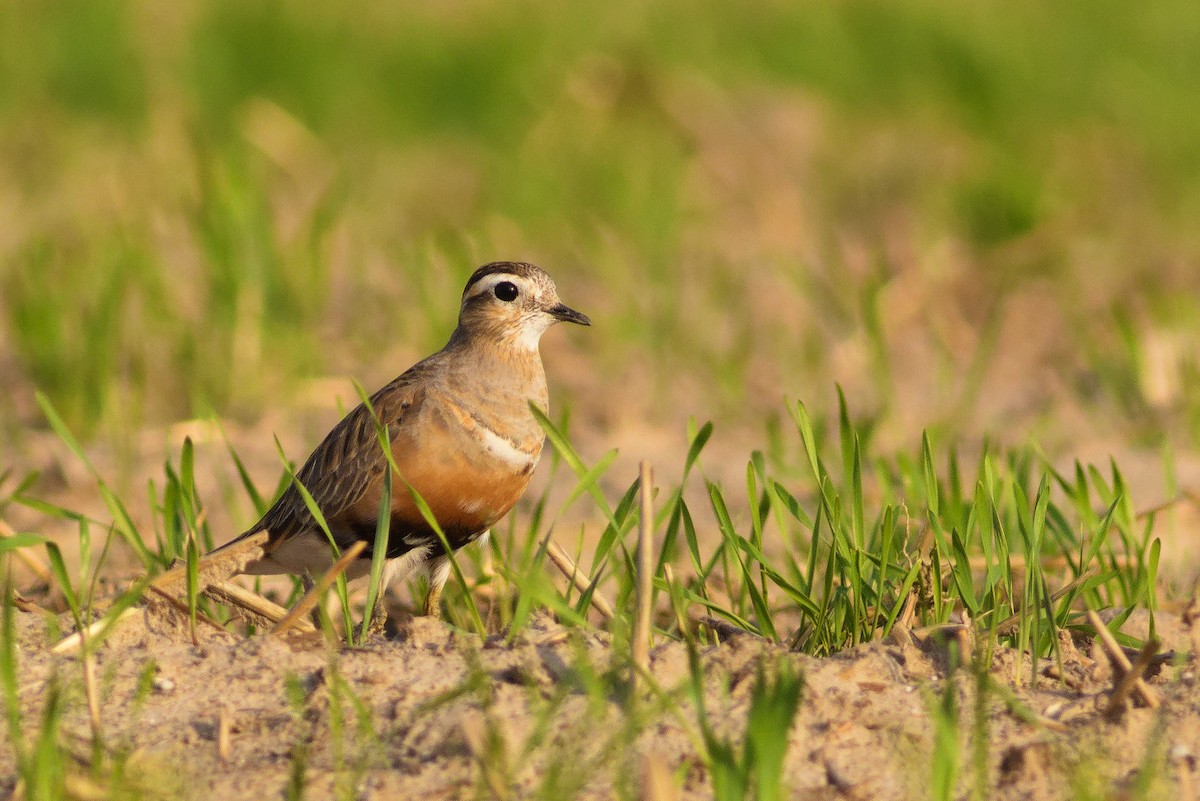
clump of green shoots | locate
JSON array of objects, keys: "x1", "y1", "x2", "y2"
[
  {"x1": 12, "y1": 387, "x2": 1166, "y2": 668},
  {"x1": 0, "y1": 385, "x2": 1176, "y2": 801},
  {"x1": 687, "y1": 646, "x2": 804, "y2": 801}
]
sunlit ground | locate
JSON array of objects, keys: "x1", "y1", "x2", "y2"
[{"x1": 4, "y1": 3, "x2": 1200, "y2": 798}]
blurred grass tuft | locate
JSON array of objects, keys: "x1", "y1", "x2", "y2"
[{"x1": 1, "y1": 0, "x2": 1199, "y2": 451}]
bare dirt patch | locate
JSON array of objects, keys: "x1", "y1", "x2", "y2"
[{"x1": 4, "y1": 603, "x2": 1197, "y2": 800}]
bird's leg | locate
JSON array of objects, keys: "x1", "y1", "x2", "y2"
[
  {"x1": 364, "y1": 592, "x2": 389, "y2": 638},
  {"x1": 362, "y1": 557, "x2": 402, "y2": 639},
  {"x1": 301, "y1": 573, "x2": 323, "y2": 630},
  {"x1": 423, "y1": 556, "x2": 452, "y2": 617}
]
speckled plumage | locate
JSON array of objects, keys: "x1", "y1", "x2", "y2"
[{"x1": 157, "y1": 261, "x2": 589, "y2": 618}]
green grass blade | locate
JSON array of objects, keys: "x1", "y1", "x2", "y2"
[
  {"x1": 44, "y1": 541, "x2": 82, "y2": 627},
  {"x1": 360, "y1": 461, "x2": 393, "y2": 642},
  {"x1": 401, "y1": 479, "x2": 485, "y2": 636},
  {"x1": 274, "y1": 435, "x2": 355, "y2": 639},
  {"x1": 0, "y1": 533, "x2": 48, "y2": 553},
  {"x1": 532, "y1": 404, "x2": 615, "y2": 522}
]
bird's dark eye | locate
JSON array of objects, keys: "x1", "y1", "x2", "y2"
[{"x1": 494, "y1": 281, "x2": 519, "y2": 302}]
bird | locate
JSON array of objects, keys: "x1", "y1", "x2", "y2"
[{"x1": 152, "y1": 261, "x2": 590, "y2": 625}]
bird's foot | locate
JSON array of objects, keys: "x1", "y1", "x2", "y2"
[
  {"x1": 360, "y1": 593, "x2": 391, "y2": 640},
  {"x1": 422, "y1": 585, "x2": 443, "y2": 618}
]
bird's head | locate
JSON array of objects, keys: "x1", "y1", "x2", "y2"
[{"x1": 457, "y1": 261, "x2": 590, "y2": 350}]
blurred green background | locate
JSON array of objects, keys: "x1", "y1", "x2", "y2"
[{"x1": 2, "y1": 0, "x2": 1200, "y2": 464}]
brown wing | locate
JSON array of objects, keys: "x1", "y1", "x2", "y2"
[{"x1": 242, "y1": 357, "x2": 441, "y2": 549}]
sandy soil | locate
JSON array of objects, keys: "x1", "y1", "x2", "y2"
[
  {"x1": 3, "y1": 601, "x2": 1197, "y2": 801},
  {"x1": 5, "y1": 266, "x2": 1200, "y2": 799}
]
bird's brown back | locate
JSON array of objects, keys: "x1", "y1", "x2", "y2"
[{"x1": 246, "y1": 334, "x2": 549, "y2": 561}]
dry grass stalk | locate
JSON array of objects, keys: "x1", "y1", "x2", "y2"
[
  {"x1": 0, "y1": 518, "x2": 53, "y2": 585},
  {"x1": 1041, "y1": 663, "x2": 1084, "y2": 690},
  {"x1": 1105, "y1": 637, "x2": 1161, "y2": 718},
  {"x1": 1087, "y1": 609, "x2": 1161, "y2": 709},
  {"x1": 641, "y1": 751, "x2": 680, "y2": 801},
  {"x1": 145, "y1": 584, "x2": 230, "y2": 633},
  {"x1": 61, "y1": 775, "x2": 111, "y2": 801},
  {"x1": 992, "y1": 568, "x2": 1100, "y2": 636},
  {"x1": 51, "y1": 607, "x2": 139, "y2": 655},
  {"x1": 632, "y1": 461, "x2": 654, "y2": 688},
  {"x1": 150, "y1": 531, "x2": 271, "y2": 597},
  {"x1": 895, "y1": 590, "x2": 918, "y2": 631},
  {"x1": 83, "y1": 646, "x2": 101, "y2": 738},
  {"x1": 662, "y1": 563, "x2": 686, "y2": 634},
  {"x1": 541, "y1": 536, "x2": 615, "y2": 622},
  {"x1": 1033, "y1": 714, "x2": 1069, "y2": 733},
  {"x1": 530, "y1": 628, "x2": 570, "y2": 646},
  {"x1": 967, "y1": 553, "x2": 1136, "y2": 572},
  {"x1": 218, "y1": 708, "x2": 232, "y2": 761},
  {"x1": 10, "y1": 588, "x2": 53, "y2": 617},
  {"x1": 1135, "y1": 490, "x2": 1200, "y2": 520},
  {"x1": 204, "y1": 580, "x2": 314, "y2": 633},
  {"x1": 660, "y1": 563, "x2": 767, "y2": 645},
  {"x1": 272, "y1": 540, "x2": 366, "y2": 636}
]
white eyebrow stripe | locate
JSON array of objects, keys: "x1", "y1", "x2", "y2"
[{"x1": 464, "y1": 273, "x2": 523, "y2": 300}]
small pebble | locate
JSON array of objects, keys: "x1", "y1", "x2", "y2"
[{"x1": 152, "y1": 676, "x2": 176, "y2": 694}]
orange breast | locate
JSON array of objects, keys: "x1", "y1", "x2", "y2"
[
  {"x1": 392, "y1": 446, "x2": 534, "y2": 533},
  {"x1": 338, "y1": 416, "x2": 539, "y2": 536}
]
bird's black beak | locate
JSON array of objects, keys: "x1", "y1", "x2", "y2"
[{"x1": 549, "y1": 303, "x2": 591, "y2": 326}]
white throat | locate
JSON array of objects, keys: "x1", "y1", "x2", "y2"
[{"x1": 512, "y1": 316, "x2": 554, "y2": 352}]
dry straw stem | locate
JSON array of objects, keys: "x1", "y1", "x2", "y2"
[
  {"x1": 641, "y1": 752, "x2": 680, "y2": 801},
  {"x1": 541, "y1": 536, "x2": 615, "y2": 622},
  {"x1": 892, "y1": 591, "x2": 919, "y2": 633},
  {"x1": 1105, "y1": 636, "x2": 1161, "y2": 718},
  {"x1": 204, "y1": 580, "x2": 315, "y2": 633},
  {"x1": 145, "y1": 584, "x2": 229, "y2": 633},
  {"x1": 992, "y1": 568, "x2": 1101, "y2": 636},
  {"x1": 909, "y1": 571, "x2": 1100, "y2": 650},
  {"x1": 83, "y1": 647, "x2": 101, "y2": 737},
  {"x1": 51, "y1": 607, "x2": 139, "y2": 655},
  {"x1": 1135, "y1": 490, "x2": 1200, "y2": 520},
  {"x1": 1087, "y1": 609, "x2": 1161, "y2": 709},
  {"x1": 661, "y1": 562, "x2": 761, "y2": 644},
  {"x1": 0, "y1": 519, "x2": 52, "y2": 584},
  {"x1": 272, "y1": 540, "x2": 366, "y2": 636},
  {"x1": 631, "y1": 461, "x2": 654, "y2": 685},
  {"x1": 10, "y1": 588, "x2": 52, "y2": 617},
  {"x1": 967, "y1": 553, "x2": 1137, "y2": 572},
  {"x1": 150, "y1": 531, "x2": 271, "y2": 597},
  {"x1": 218, "y1": 708, "x2": 232, "y2": 761}
]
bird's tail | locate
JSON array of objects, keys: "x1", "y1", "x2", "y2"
[{"x1": 149, "y1": 530, "x2": 271, "y2": 598}]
